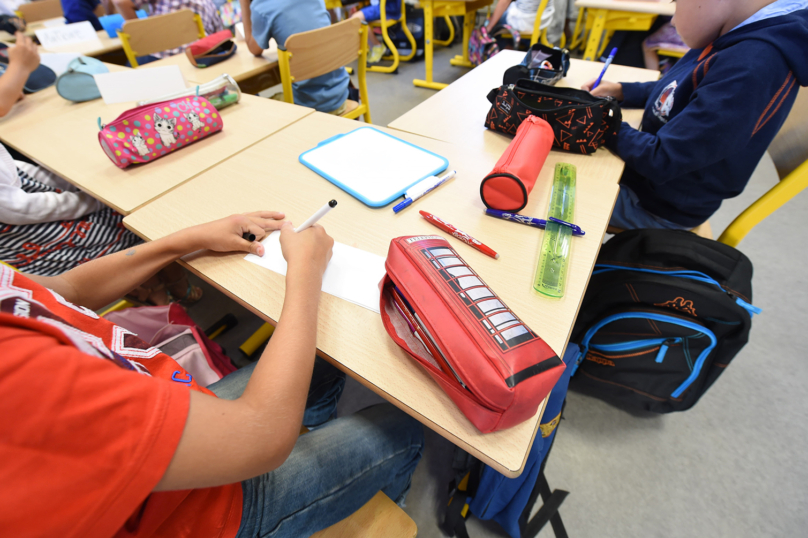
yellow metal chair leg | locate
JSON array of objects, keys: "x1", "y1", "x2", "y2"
[
  {"x1": 583, "y1": 8, "x2": 606, "y2": 61},
  {"x1": 98, "y1": 299, "x2": 135, "y2": 318},
  {"x1": 433, "y1": 15, "x2": 455, "y2": 46},
  {"x1": 413, "y1": 0, "x2": 448, "y2": 90},
  {"x1": 239, "y1": 322, "x2": 276, "y2": 357},
  {"x1": 449, "y1": 11, "x2": 475, "y2": 67},
  {"x1": 369, "y1": 21, "x2": 401, "y2": 73},
  {"x1": 398, "y1": 9, "x2": 417, "y2": 61}
]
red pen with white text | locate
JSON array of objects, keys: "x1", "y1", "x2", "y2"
[{"x1": 419, "y1": 210, "x2": 500, "y2": 259}]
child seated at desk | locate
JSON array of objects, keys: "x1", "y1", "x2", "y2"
[
  {"x1": 349, "y1": 0, "x2": 401, "y2": 64},
  {"x1": 583, "y1": 0, "x2": 808, "y2": 230},
  {"x1": 0, "y1": 33, "x2": 200, "y2": 304},
  {"x1": 0, "y1": 214, "x2": 424, "y2": 537},
  {"x1": 239, "y1": 0, "x2": 350, "y2": 114}
]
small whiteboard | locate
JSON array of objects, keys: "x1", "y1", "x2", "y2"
[{"x1": 299, "y1": 127, "x2": 449, "y2": 207}]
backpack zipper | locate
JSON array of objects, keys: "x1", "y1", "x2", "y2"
[
  {"x1": 577, "y1": 312, "x2": 717, "y2": 398},
  {"x1": 590, "y1": 337, "x2": 681, "y2": 364},
  {"x1": 592, "y1": 265, "x2": 761, "y2": 318}
]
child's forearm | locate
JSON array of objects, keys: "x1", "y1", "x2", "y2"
[{"x1": 0, "y1": 63, "x2": 29, "y2": 117}]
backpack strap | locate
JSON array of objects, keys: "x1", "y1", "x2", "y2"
[{"x1": 442, "y1": 452, "x2": 482, "y2": 538}]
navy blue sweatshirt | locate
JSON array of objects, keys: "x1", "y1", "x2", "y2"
[{"x1": 611, "y1": 10, "x2": 808, "y2": 227}]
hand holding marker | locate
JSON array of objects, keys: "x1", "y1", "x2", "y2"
[{"x1": 242, "y1": 200, "x2": 337, "y2": 242}]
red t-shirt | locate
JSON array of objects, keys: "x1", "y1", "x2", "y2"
[{"x1": 0, "y1": 266, "x2": 243, "y2": 538}]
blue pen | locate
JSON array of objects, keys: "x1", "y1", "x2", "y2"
[
  {"x1": 393, "y1": 170, "x2": 457, "y2": 213},
  {"x1": 592, "y1": 47, "x2": 618, "y2": 90},
  {"x1": 484, "y1": 209, "x2": 585, "y2": 236}
]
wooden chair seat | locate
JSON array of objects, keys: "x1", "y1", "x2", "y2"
[
  {"x1": 340, "y1": 99, "x2": 360, "y2": 117},
  {"x1": 311, "y1": 491, "x2": 417, "y2": 538}
]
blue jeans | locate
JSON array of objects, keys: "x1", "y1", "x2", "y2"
[
  {"x1": 610, "y1": 185, "x2": 691, "y2": 230},
  {"x1": 208, "y1": 359, "x2": 425, "y2": 538}
]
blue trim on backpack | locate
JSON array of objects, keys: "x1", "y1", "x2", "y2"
[
  {"x1": 592, "y1": 265, "x2": 760, "y2": 318},
  {"x1": 579, "y1": 312, "x2": 717, "y2": 399}
]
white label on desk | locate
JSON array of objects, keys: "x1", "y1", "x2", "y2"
[
  {"x1": 94, "y1": 66, "x2": 187, "y2": 105},
  {"x1": 245, "y1": 231, "x2": 387, "y2": 313},
  {"x1": 35, "y1": 21, "x2": 100, "y2": 51},
  {"x1": 42, "y1": 18, "x2": 67, "y2": 28}
]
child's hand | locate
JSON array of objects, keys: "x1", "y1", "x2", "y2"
[
  {"x1": 582, "y1": 79, "x2": 623, "y2": 101},
  {"x1": 187, "y1": 211, "x2": 286, "y2": 256},
  {"x1": 9, "y1": 33, "x2": 40, "y2": 74},
  {"x1": 279, "y1": 222, "x2": 334, "y2": 280}
]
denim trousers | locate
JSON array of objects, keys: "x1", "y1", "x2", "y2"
[
  {"x1": 208, "y1": 358, "x2": 425, "y2": 538},
  {"x1": 609, "y1": 185, "x2": 691, "y2": 230}
]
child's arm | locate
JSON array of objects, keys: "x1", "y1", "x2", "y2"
[
  {"x1": 0, "y1": 182, "x2": 103, "y2": 225},
  {"x1": 26, "y1": 212, "x2": 287, "y2": 310},
  {"x1": 611, "y1": 44, "x2": 795, "y2": 185},
  {"x1": 239, "y1": 0, "x2": 265, "y2": 56},
  {"x1": 0, "y1": 33, "x2": 39, "y2": 117},
  {"x1": 112, "y1": 0, "x2": 139, "y2": 20},
  {"x1": 582, "y1": 78, "x2": 658, "y2": 108},
  {"x1": 486, "y1": 0, "x2": 513, "y2": 33}
]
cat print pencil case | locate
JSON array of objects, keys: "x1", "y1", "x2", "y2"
[{"x1": 98, "y1": 96, "x2": 223, "y2": 169}]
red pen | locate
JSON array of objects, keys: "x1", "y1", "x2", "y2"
[{"x1": 419, "y1": 210, "x2": 500, "y2": 259}]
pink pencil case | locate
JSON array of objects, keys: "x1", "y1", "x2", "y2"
[{"x1": 98, "y1": 95, "x2": 223, "y2": 169}]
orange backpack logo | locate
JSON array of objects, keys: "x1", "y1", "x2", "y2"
[{"x1": 655, "y1": 297, "x2": 697, "y2": 316}]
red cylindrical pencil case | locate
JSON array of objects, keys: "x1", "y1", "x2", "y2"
[{"x1": 480, "y1": 115, "x2": 553, "y2": 212}]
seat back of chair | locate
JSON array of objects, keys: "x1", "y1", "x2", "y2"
[
  {"x1": 17, "y1": 0, "x2": 63, "y2": 23},
  {"x1": 283, "y1": 18, "x2": 362, "y2": 83},
  {"x1": 120, "y1": 9, "x2": 205, "y2": 60},
  {"x1": 769, "y1": 87, "x2": 808, "y2": 180}
]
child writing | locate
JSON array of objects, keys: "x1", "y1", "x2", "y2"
[
  {"x1": 0, "y1": 34, "x2": 200, "y2": 304},
  {"x1": 584, "y1": 0, "x2": 808, "y2": 230},
  {"x1": 0, "y1": 213, "x2": 424, "y2": 537}
]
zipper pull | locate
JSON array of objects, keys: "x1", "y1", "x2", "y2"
[
  {"x1": 655, "y1": 339, "x2": 677, "y2": 363},
  {"x1": 508, "y1": 84, "x2": 514, "y2": 90},
  {"x1": 735, "y1": 297, "x2": 761, "y2": 317}
]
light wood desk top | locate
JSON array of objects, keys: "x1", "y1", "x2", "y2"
[
  {"x1": 1, "y1": 29, "x2": 122, "y2": 56},
  {"x1": 144, "y1": 39, "x2": 279, "y2": 85},
  {"x1": 390, "y1": 50, "x2": 659, "y2": 156},
  {"x1": 124, "y1": 111, "x2": 622, "y2": 477},
  {"x1": 0, "y1": 94, "x2": 313, "y2": 214},
  {"x1": 575, "y1": 0, "x2": 675, "y2": 16}
]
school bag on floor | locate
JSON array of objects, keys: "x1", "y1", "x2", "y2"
[
  {"x1": 569, "y1": 229, "x2": 760, "y2": 413},
  {"x1": 442, "y1": 349, "x2": 575, "y2": 538}
]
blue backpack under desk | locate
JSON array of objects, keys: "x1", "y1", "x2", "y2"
[{"x1": 299, "y1": 127, "x2": 449, "y2": 208}]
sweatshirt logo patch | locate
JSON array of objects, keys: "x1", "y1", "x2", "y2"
[{"x1": 653, "y1": 80, "x2": 677, "y2": 123}]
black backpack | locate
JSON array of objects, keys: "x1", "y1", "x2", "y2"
[{"x1": 569, "y1": 229, "x2": 760, "y2": 413}]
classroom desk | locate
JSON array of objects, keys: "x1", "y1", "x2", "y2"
[
  {"x1": 390, "y1": 50, "x2": 659, "y2": 155},
  {"x1": 144, "y1": 39, "x2": 281, "y2": 93},
  {"x1": 576, "y1": 0, "x2": 675, "y2": 61},
  {"x1": 414, "y1": 0, "x2": 494, "y2": 90},
  {"x1": 1, "y1": 18, "x2": 125, "y2": 57},
  {"x1": 123, "y1": 111, "x2": 621, "y2": 477},
  {"x1": 0, "y1": 94, "x2": 313, "y2": 214}
]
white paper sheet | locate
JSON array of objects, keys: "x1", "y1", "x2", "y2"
[
  {"x1": 234, "y1": 22, "x2": 245, "y2": 41},
  {"x1": 244, "y1": 231, "x2": 387, "y2": 313},
  {"x1": 42, "y1": 18, "x2": 67, "y2": 28},
  {"x1": 93, "y1": 66, "x2": 187, "y2": 105},
  {"x1": 39, "y1": 52, "x2": 81, "y2": 76},
  {"x1": 35, "y1": 21, "x2": 101, "y2": 51}
]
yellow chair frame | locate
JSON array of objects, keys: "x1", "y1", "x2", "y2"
[
  {"x1": 278, "y1": 19, "x2": 372, "y2": 123},
  {"x1": 367, "y1": 0, "x2": 417, "y2": 74},
  {"x1": 529, "y1": 0, "x2": 566, "y2": 48},
  {"x1": 718, "y1": 159, "x2": 808, "y2": 248},
  {"x1": 118, "y1": 10, "x2": 206, "y2": 67}
]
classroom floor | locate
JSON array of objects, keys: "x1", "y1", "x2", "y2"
[{"x1": 186, "y1": 45, "x2": 808, "y2": 538}]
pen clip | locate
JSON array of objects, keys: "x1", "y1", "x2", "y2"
[{"x1": 548, "y1": 217, "x2": 585, "y2": 236}]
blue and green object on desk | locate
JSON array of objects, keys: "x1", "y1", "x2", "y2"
[{"x1": 99, "y1": 11, "x2": 148, "y2": 39}]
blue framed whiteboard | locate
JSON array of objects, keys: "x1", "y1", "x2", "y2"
[{"x1": 299, "y1": 127, "x2": 449, "y2": 208}]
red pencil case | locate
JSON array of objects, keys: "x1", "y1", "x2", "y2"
[
  {"x1": 380, "y1": 235, "x2": 564, "y2": 433},
  {"x1": 480, "y1": 115, "x2": 553, "y2": 212},
  {"x1": 185, "y1": 29, "x2": 237, "y2": 68},
  {"x1": 98, "y1": 96, "x2": 223, "y2": 169}
]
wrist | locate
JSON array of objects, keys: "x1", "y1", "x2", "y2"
[{"x1": 165, "y1": 227, "x2": 202, "y2": 257}]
